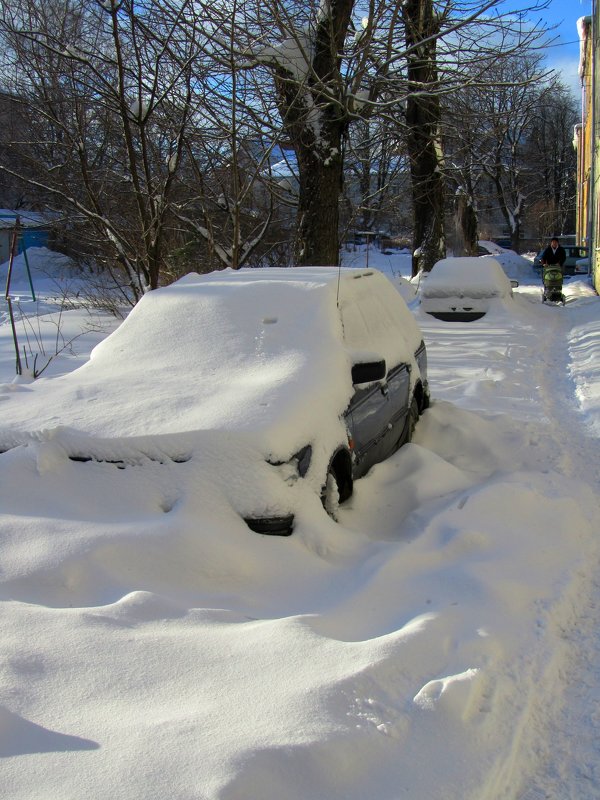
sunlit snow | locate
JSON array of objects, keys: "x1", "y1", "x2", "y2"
[{"x1": 1, "y1": 244, "x2": 599, "y2": 799}]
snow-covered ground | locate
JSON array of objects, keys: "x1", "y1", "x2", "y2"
[{"x1": 1, "y1": 246, "x2": 599, "y2": 799}]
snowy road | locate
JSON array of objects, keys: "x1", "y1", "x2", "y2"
[
  {"x1": 416, "y1": 281, "x2": 600, "y2": 799},
  {"x1": 503, "y1": 289, "x2": 600, "y2": 800}
]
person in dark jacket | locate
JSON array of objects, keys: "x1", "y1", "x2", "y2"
[{"x1": 541, "y1": 237, "x2": 566, "y2": 269}]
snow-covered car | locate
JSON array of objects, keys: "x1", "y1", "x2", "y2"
[
  {"x1": 419, "y1": 257, "x2": 517, "y2": 322},
  {"x1": 533, "y1": 244, "x2": 589, "y2": 275},
  {"x1": 0, "y1": 267, "x2": 429, "y2": 536}
]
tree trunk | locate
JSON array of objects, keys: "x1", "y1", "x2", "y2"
[
  {"x1": 268, "y1": 0, "x2": 353, "y2": 266},
  {"x1": 489, "y1": 166, "x2": 524, "y2": 254},
  {"x1": 455, "y1": 190, "x2": 478, "y2": 256},
  {"x1": 273, "y1": 73, "x2": 347, "y2": 265},
  {"x1": 510, "y1": 223, "x2": 521, "y2": 253},
  {"x1": 403, "y1": 0, "x2": 446, "y2": 276},
  {"x1": 294, "y1": 133, "x2": 345, "y2": 265}
]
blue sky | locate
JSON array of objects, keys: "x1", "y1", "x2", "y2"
[{"x1": 535, "y1": 0, "x2": 592, "y2": 96}]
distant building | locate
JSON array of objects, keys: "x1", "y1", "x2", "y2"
[
  {"x1": 0, "y1": 210, "x2": 52, "y2": 266},
  {"x1": 575, "y1": 8, "x2": 600, "y2": 292}
]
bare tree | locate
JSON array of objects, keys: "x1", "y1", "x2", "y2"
[
  {"x1": 242, "y1": 0, "x2": 551, "y2": 269},
  {"x1": 442, "y1": 78, "x2": 486, "y2": 256},
  {"x1": 402, "y1": 0, "x2": 445, "y2": 275},
  {"x1": 246, "y1": 0, "x2": 354, "y2": 265},
  {"x1": 0, "y1": 0, "x2": 302, "y2": 286},
  {"x1": 341, "y1": 117, "x2": 410, "y2": 238},
  {"x1": 446, "y1": 67, "x2": 577, "y2": 252},
  {"x1": 402, "y1": 1, "x2": 554, "y2": 266},
  {"x1": 0, "y1": 0, "x2": 208, "y2": 298},
  {"x1": 479, "y1": 56, "x2": 548, "y2": 251},
  {"x1": 0, "y1": 0, "x2": 555, "y2": 287},
  {"x1": 526, "y1": 81, "x2": 578, "y2": 239}
]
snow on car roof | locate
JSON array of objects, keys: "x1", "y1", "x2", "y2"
[
  {"x1": 1, "y1": 268, "x2": 422, "y2": 458},
  {"x1": 421, "y1": 257, "x2": 512, "y2": 299}
]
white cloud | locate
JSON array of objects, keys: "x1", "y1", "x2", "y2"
[{"x1": 551, "y1": 54, "x2": 582, "y2": 101}]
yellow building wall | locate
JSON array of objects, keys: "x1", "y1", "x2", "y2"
[
  {"x1": 576, "y1": 8, "x2": 600, "y2": 294},
  {"x1": 593, "y1": 4, "x2": 600, "y2": 294},
  {"x1": 576, "y1": 17, "x2": 592, "y2": 250}
]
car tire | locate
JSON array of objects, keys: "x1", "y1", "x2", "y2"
[
  {"x1": 322, "y1": 466, "x2": 341, "y2": 520},
  {"x1": 407, "y1": 396, "x2": 419, "y2": 442}
]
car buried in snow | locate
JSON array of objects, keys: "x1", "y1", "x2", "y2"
[
  {"x1": 0, "y1": 267, "x2": 429, "y2": 536},
  {"x1": 419, "y1": 257, "x2": 518, "y2": 322}
]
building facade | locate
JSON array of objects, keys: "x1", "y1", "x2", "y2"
[{"x1": 576, "y1": 6, "x2": 600, "y2": 293}]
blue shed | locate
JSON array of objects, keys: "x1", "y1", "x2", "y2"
[{"x1": 0, "y1": 211, "x2": 53, "y2": 264}]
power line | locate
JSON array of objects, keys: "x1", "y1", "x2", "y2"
[{"x1": 544, "y1": 39, "x2": 583, "y2": 47}]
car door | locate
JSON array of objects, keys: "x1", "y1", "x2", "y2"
[
  {"x1": 338, "y1": 281, "x2": 415, "y2": 478},
  {"x1": 345, "y1": 378, "x2": 391, "y2": 478},
  {"x1": 381, "y1": 361, "x2": 411, "y2": 456},
  {"x1": 345, "y1": 361, "x2": 411, "y2": 478}
]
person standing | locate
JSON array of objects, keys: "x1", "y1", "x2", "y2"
[{"x1": 541, "y1": 237, "x2": 566, "y2": 269}]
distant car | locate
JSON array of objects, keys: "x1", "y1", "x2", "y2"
[
  {"x1": 420, "y1": 257, "x2": 517, "y2": 322},
  {"x1": 533, "y1": 245, "x2": 589, "y2": 275},
  {"x1": 0, "y1": 267, "x2": 430, "y2": 536}
]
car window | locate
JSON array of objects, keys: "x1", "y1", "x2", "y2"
[{"x1": 565, "y1": 245, "x2": 587, "y2": 255}]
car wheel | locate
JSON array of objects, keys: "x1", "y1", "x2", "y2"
[
  {"x1": 322, "y1": 466, "x2": 341, "y2": 520},
  {"x1": 407, "y1": 396, "x2": 419, "y2": 442}
]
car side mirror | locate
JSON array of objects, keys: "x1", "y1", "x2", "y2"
[
  {"x1": 351, "y1": 360, "x2": 386, "y2": 386},
  {"x1": 510, "y1": 280, "x2": 519, "y2": 288}
]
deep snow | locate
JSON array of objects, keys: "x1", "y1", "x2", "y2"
[{"x1": 1, "y1": 245, "x2": 599, "y2": 799}]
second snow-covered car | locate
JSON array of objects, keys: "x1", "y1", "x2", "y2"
[
  {"x1": 420, "y1": 257, "x2": 517, "y2": 321},
  {"x1": 0, "y1": 267, "x2": 429, "y2": 535}
]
